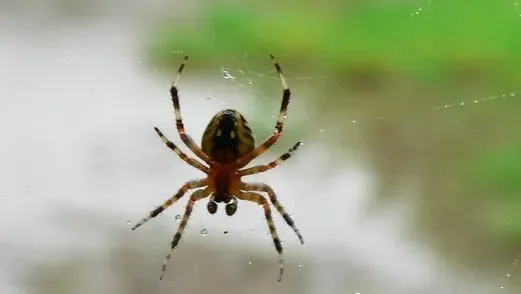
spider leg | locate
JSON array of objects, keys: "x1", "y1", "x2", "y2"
[
  {"x1": 241, "y1": 182, "x2": 303, "y2": 245},
  {"x1": 154, "y1": 127, "x2": 209, "y2": 174},
  {"x1": 130, "y1": 179, "x2": 208, "y2": 231},
  {"x1": 236, "y1": 191, "x2": 285, "y2": 282},
  {"x1": 235, "y1": 54, "x2": 291, "y2": 168},
  {"x1": 238, "y1": 141, "x2": 302, "y2": 176},
  {"x1": 160, "y1": 188, "x2": 211, "y2": 280},
  {"x1": 169, "y1": 56, "x2": 214, "y2": 165}
]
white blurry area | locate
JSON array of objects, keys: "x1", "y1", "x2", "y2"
[{"x1": 0, "y1": 1, "x2": 509, "y2": 294}]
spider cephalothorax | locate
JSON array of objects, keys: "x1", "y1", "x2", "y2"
[{"x1": 131, "y1": 55, "x2": 303, "y2": 282}]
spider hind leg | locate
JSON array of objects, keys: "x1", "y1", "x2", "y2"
[
  {"x1": 241, "y1": 182, "x2": 304, "y2": 245},
  {"x1": 236, "y1": 191, "x2": 285, "y2": 282},
  {"x1": 160, "y1": 188, "x2": 211, "y2": 280},
  {"x1": 130, "y1": 179, "x2": 207, "y2": 231}
]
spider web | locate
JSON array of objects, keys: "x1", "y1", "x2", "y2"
[
  {"x1": 411, "y1": 0, "x2": 432, "y2": 16},
  {"x1": 206, "y1": 55, "x2": 519, "y2": 132},
  {"x1": 412, "y1": 0, "x2": 521, "y2": 18},
  {"x1": 161, "y1": 6, "x2": 521, "y2": 291}
]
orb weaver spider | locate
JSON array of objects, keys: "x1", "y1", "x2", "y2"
[{"x1": 131, "y1": 54, "x2": 303, "y2": 282}]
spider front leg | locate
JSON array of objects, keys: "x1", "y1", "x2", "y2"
[
  {"x1": 169, "y1": 56, "x2": 214, "y2": 165},
  {"x1": 130, "y1": 179, "x2": 208, "y2": 231},
  {"x1": 235, "y1": 54, "x2": 291, "y2": 168},
  {"x1": 160, "y1": 188, "x2": 211, "y2": 280},
  {"x1": 154, "y1": 127, "x2": 209, "y2": 173},
  {"x1": 241, "y1": 182, "x2": 303, "y2": 245},
  {"x1": 238, "y1": 141, "x2": 303, "y2": 176},
  {"x1": 236, "y1": 191, "x2": 285, "y2": 282}
]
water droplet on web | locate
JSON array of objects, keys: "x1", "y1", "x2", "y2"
[
  {"x1": 473, "y1": 100, "x2": 479, "y2": 103},
  {"x1": 297, "y1": 263, "x2": 303, "y2": 268},
  {"x1": 200, "y1": 228, "x2": 208, "y2": 236},
  {"x1": 498, "y1": 284, "x2": 504, "y2": 289},
  {"x1": 248, "y1": 80, "x2": 253, "y2": 85},
  {"x1": 174, "y1": 215, "x2": 182, "y2": 222},
  {"x1": 248, "y1": 261, "x2": 252, "y2": 265},
  {"x1": 126, "y1": 220, "x2": 131, "y2": 225},
  {"x1": 506, "y1": 272, "x2": 512, "y2": 278},
  {"x1": 352, "y1": 120, "x2": 357, "y2": 124},
  {"x1": 460, "y1": 102, "x2": 465, "y2": 106},
  {"x1": 411, "y1": 0, "x2": 431, "y2": 16},
  {"x1": 510, "y1": 92, "x2": 515, "y2": 97},
  {"x1": 222, "y1": 70, "x2": 235, "y2": 80},
  {"x1": 319, "y1": 129, "x2": 325, "y2": 133}
]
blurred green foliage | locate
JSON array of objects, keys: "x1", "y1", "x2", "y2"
[
  {"x1": 467, "y1": 141, "x2": 521, "y2": 242},
  {"x1": 149, "y1": 1, "x2": 521, "y2": 81}
]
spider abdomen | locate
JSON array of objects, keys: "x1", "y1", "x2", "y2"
[{"x1": 201, "y1": 109, "x2": 255, "y2": 164}]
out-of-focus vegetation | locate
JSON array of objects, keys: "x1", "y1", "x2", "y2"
[
  {"x1": 466, "y1": 141, "x2": 521, "y2": 243},
  {"x1": 149, "y1": 1, "x2": 521, "y2": 82},
  {"x1": 145, "y1": 0, "x2": 521, "y2": 266}
]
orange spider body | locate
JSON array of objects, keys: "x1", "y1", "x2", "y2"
[
  {"x1": 202, "y1": 109, "x2": 254, "y2": 203},
  {"x1": 131, "y1": 55, "x2": 304, "y2": 282},
  {"x1": 208, "y1": 165, "x2": 240, "y2": 203}
]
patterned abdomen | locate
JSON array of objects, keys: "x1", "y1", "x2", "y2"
[{"x1": 201, "y1": 109, "x2": 255, "y2": 164}]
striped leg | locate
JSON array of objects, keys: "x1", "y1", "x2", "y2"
[
  {"x1": 238, "y1": 141, "x2": 303, "y2": 176},
  {"x1": 169, "y1": 56, "x2": 214, "y2": 165},
  {"x1": 154, "y1": 127, "x2": 209, "y2": 174},
  {"x1": 241, "y1": 183, "x2": 303, "y2": 245},
  {"x1": 130, "y1": 179, "x2": 207, "y2": 231},
  {"x1": 236, "y1": 191, "x2": 285, "y2": 282},
  {"x1": 160, "y1": 188, "x2": 211, "y2": 280},
  {"x1": 235, "y1": 54, "x2": 291, "y2": 168}
]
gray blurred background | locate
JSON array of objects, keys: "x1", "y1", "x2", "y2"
[{"x1": 1, "y1": 0, "x2": 521, "y2": 293}]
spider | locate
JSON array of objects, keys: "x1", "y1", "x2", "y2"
[{"x1": 131, "y1": 54, "x2": 304, "y2": 282}]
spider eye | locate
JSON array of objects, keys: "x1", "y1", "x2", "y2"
[
  {"x1": 207, "y1": 201, "x2": 218, "y2": 214},
  {"x1": 225, "y1": 202, "x2": 237, "y2": 216}
]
